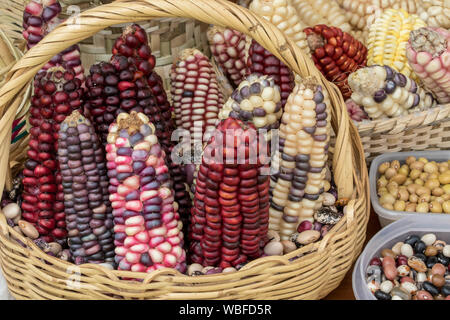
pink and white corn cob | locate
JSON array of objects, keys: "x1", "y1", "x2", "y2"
[
  {"x1": 346, "y1": 99, "x2": 369, "y2": 122},
  {"x1": 406, "y1": 27, "x2": 450, "y2": 104},
  {"x1": 207, "y1": 26, "x2": 248, "y2": 87},
  {"x1": 23, "y1": 0, "x2": 85, "y2": 82},
  {"x1": 106, "y1": 111, "x2": 186, "y2": 273}
]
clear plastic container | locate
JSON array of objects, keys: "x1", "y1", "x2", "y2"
[
  {"x1": 369, "y1": 150, "x2": 450, "y2": 227},
  {"x1": 352, "y1": 215, "x2": 450, "y2": 300}
]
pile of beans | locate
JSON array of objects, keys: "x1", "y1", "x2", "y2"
[
  {"x1": 377, "y1": 156, "x2": 450, "y2": 213},
  {"x1": 367, "y1": 233, "x2": 450, "y2": 300}
]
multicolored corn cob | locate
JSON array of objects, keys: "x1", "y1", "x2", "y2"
[
  {"x1": 249, "y1": 0, "x2": 310, "y2": 56},
  {"x1": 58, "y1": 111, "x2": 114, "y2": 266},
  {"x1": 207, "y1": 26, "x2": 248, "y2": 87},
  {"x1": 269, "y1": 78, "x2": 331, "y2": 240},
  {"x1": 189, "y1": 118, "x2": 270, "y2": 268},
  {"x1": 22, "y1": 67, "x2": 83, "y2": 243},
  {"x1": 171, "y1": 48, "x2": 224, "y2": 157},
  {"x1": 304, "y1": 24, "x2": 367, "y2": 99},
  {"x1": 348, "y1": 65, "x2": 437, "y2": 119},
  {"x1": 23, "y1": 0, "x2": 85, "y2": 81},
  {"x1": 367, "y1": 9, "x2": 426, "y2": 81},
  {"x1": 106, "y1": 111, "x2": 186, "y2": 273},
  {"x1": 290, "y1": 0, "x2": 351, "y2": 33},
  {"x1": 218, "y1": 74, "x2": 282, "y2": 138},
  {"x1": 406, "y1": 27, "x2": 450, "y2": 104}
]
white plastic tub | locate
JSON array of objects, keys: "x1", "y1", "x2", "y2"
[
  {"x1": 369, "y1": 150, "x2": 450, "y2": 227},
  {"x1": 352, "y1": 215, "x2": 450, "y2": 300}
]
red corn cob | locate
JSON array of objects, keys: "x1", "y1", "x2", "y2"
[
  {"x1": 207, "y1": 26, "x2": 248, "y2": 87},
  {"x1": 22, "y1": 66, "x2": 83, "y2": 243},
  {"x1": 246, "y1": 40, "x2": 295, "y2": 110},
  {"x1": 304, "y1": 24, "x2": 367, "y2": 100},
  {"x1": 23, "y1": 0, "x2": 85, "y2": 82},
  {"x1": 58, "y1": 111, "x2": 115, "y2": 266},
  {"x1": 189, "y1": 118, "x2": 270, "y2": 268},
  {"x1": 106, "y1": 111, "x2": 186, "y2": 273}
]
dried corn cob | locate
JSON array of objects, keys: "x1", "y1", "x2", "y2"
[
  {"x1": 23, "y1": 0, "x2": 84, "y2": 81},
  {"x1": 269, "y1": 78, "x2": 331, "y2": 240},
  {"x1": 171, "y1": 48, "x2": 224, "y2": 158},
  {"x1": 22, "y1": 67, "x2": 83, "y2": 243},
  {"x1": 207, "y1": 26, "x2": 248, "y2": 87},
  {"x1": 406, "y1": 27, "x2": 450, "y2": 104},
  {"x1": 346, "y1": 99, "x2": 369, "y2": 121},
  {"x1": 189, "y1": 118, "x2": 269, "y2": 267},
  {"x1": 106, "y1": 111, "x2": 186, "y2": 273},
  {"x1": 58, "y1": 111, "x2": 114, "y2": 266},
  {"x1": 247, "y1": 40, "x2": 295, "y2": 110},
  {"x1": 304, "y1": 24, "x2": 367, "y2": 100},
  {"x1": 249, "y1": 0, "x2": 310, "y2": 56},
  {"x1": 290, "y1": 0, "x2": 351, "y2": 33},
  {"x1": 348, "y1": 65, "x2": 437, "y2": 119},
  {"x1": 367, "y1": 9, "x2": 426, "y2": 81},
  {"x1": 218, "y1": 74, "x2": 282, "y2": 136},
  {"x1": 417, "y1": 0, "x2": 450, "y2": 29}
]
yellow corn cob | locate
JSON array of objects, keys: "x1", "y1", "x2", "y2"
[
  {"x1": 269, "y1": 78, "x2": 331, "y2": 239},
  {"x1": 249, "y1": 0, "x2": 310, "y2": 56},
  {"x1": 367, "y1": 9, "x2": 426, "y2": 81},
  {"x1": 417, "y1": 0, "x2": 450, "y2": 29},
  {"x1": 290, "y1": 0, "x2": 351, "y2": 33}
]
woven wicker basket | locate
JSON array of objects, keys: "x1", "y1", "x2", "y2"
[
  {"x1": 0, "y1": 0, "x2": 369, "y2": 300},
  {"x1": 355, "y1": 104, "x2": 450, "y2": 163}
]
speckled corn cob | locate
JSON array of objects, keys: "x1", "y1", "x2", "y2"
[
  {"x1": 269, "y1": 79, "x2": 331, "y2": 240},
  {"x1": 189, "y1": 118, "x2": 269, "y2": 268},
  {"x1": 348, "y1": 65, "x2": 437, "y2": 119},
  {"x1": 207, "y1": 26, "x2": 248, "y2": 87},
  {"x1": 304, "y1": 24, "x2": 367, "y2": 99},
  {"x1": 290, "y1": 0, "x2": 351, "y2": 33},
  {"x1": 23, "y1": 0, "x2": 85, "y2": 81},
  {"x1": 418, "y1": 0, "x2": 450, "y2": 29},
  {"x1": 406, "y1": 27, "x2": 450, "y2": 104},
  {"x1": 58, "y1": 111, "x2": 114, "y2": 266},
  {"x1": 106, "y1": 112, "x2": 186, "y2": 273},
  {"x1": 218, "y1": 74, "x2": 282, "y2": 136},
  {"x1": 249, "y1": 0, "x2": 310, "y2": 56},
  {"x1": 367, "y1": 9, "x2": 426, "y2": 81},
  {"x1": 171, "y1": 48, "x2": 224, "y2": 157}
]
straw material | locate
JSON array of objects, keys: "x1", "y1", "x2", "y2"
[{"x1": 0, "y1": 0, "x2": 369, "y2": 300}]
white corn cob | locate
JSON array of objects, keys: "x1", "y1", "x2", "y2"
[
  {"x1": 406, "y1": 27, "x2": 450, "y2": 104},
  {"x1": 269, "y1": 78, "x2": 331, "y2": 240},
  {"x1": 249, "y1": 0, "x2": 310, "y2": 56},
  {"x1": 367, "y1": 9, "x2": 426, "y2": 81},
  {"x1": 348, "y1": 65, "x2": 437, "y2": 119},
  {"x1": 290, "y1": 0, "x2": 351, "y2": 33},
  {"x1": 218, "y1": 74, "x2": 282, "y2": 137},
  {"x1": 417, "y1": 0, "x2": 450, "y2": 29},
  {"x1": 207, "y1": 26, "x2": 248, "y2": 87}
]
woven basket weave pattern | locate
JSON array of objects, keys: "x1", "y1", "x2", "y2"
[{"x1": 0, "y1": 0, "x2": 369, "y2": 300}]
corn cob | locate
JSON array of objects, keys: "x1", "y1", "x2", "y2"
[
  {"x1": 207, "y1": 26, "x2": 248, "y2": 87},
  {"x1": 367, "y1": 9, "x2": 426, "y2": 81},
  {"x1": 58, "y1": 111, "x2": 115, "y2": 266},
  {"x1": 218, "y1": 74, "x2": 282, "y2": 136},
  {"x1": 171, "y1": 48, "x2": 224, "y2": 158},
  {"x1": 304, "y1": 25, "x2": 367, "y2": 100},
  {"x1": 290, "y1": 0, "x2": 351, "y2": 33},
  {"x1": 106, "y1": 111, "x2": 186, "y2": 273},
  {"x1": 23, "y1": 0, "x2": 85, "y2": 81},
  {"x1": 247, "y1": 40, "x2": 295, "y2": 110},
  {"x1": 346, "y1": 99, "x2": 369, "y2": 121},
  {"x1": 269, "y1": 78, "x2": 331, "y2": 240},
  {"x1": 189, "y1": 118, "x2": 269, "y2": 267},
  {"x1": 417, "y1": 0, "x2": 450, "y2": 29},
  {"x1": 22, "y1": 67, "x2": 83, "y2": 243},
  {"x1": 348, "y1": 65, "x2": 437, "y2": 119},
  {"x1": 406, "y1": 27, "x2": 450, "y2": 104},
  {"x1": 249, "y1": 0, "x2": 310, "y2": 56}
]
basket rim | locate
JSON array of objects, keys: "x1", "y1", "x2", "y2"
[{"x1": 0, "y1": 0, "x2": 370, "y2": 298}]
